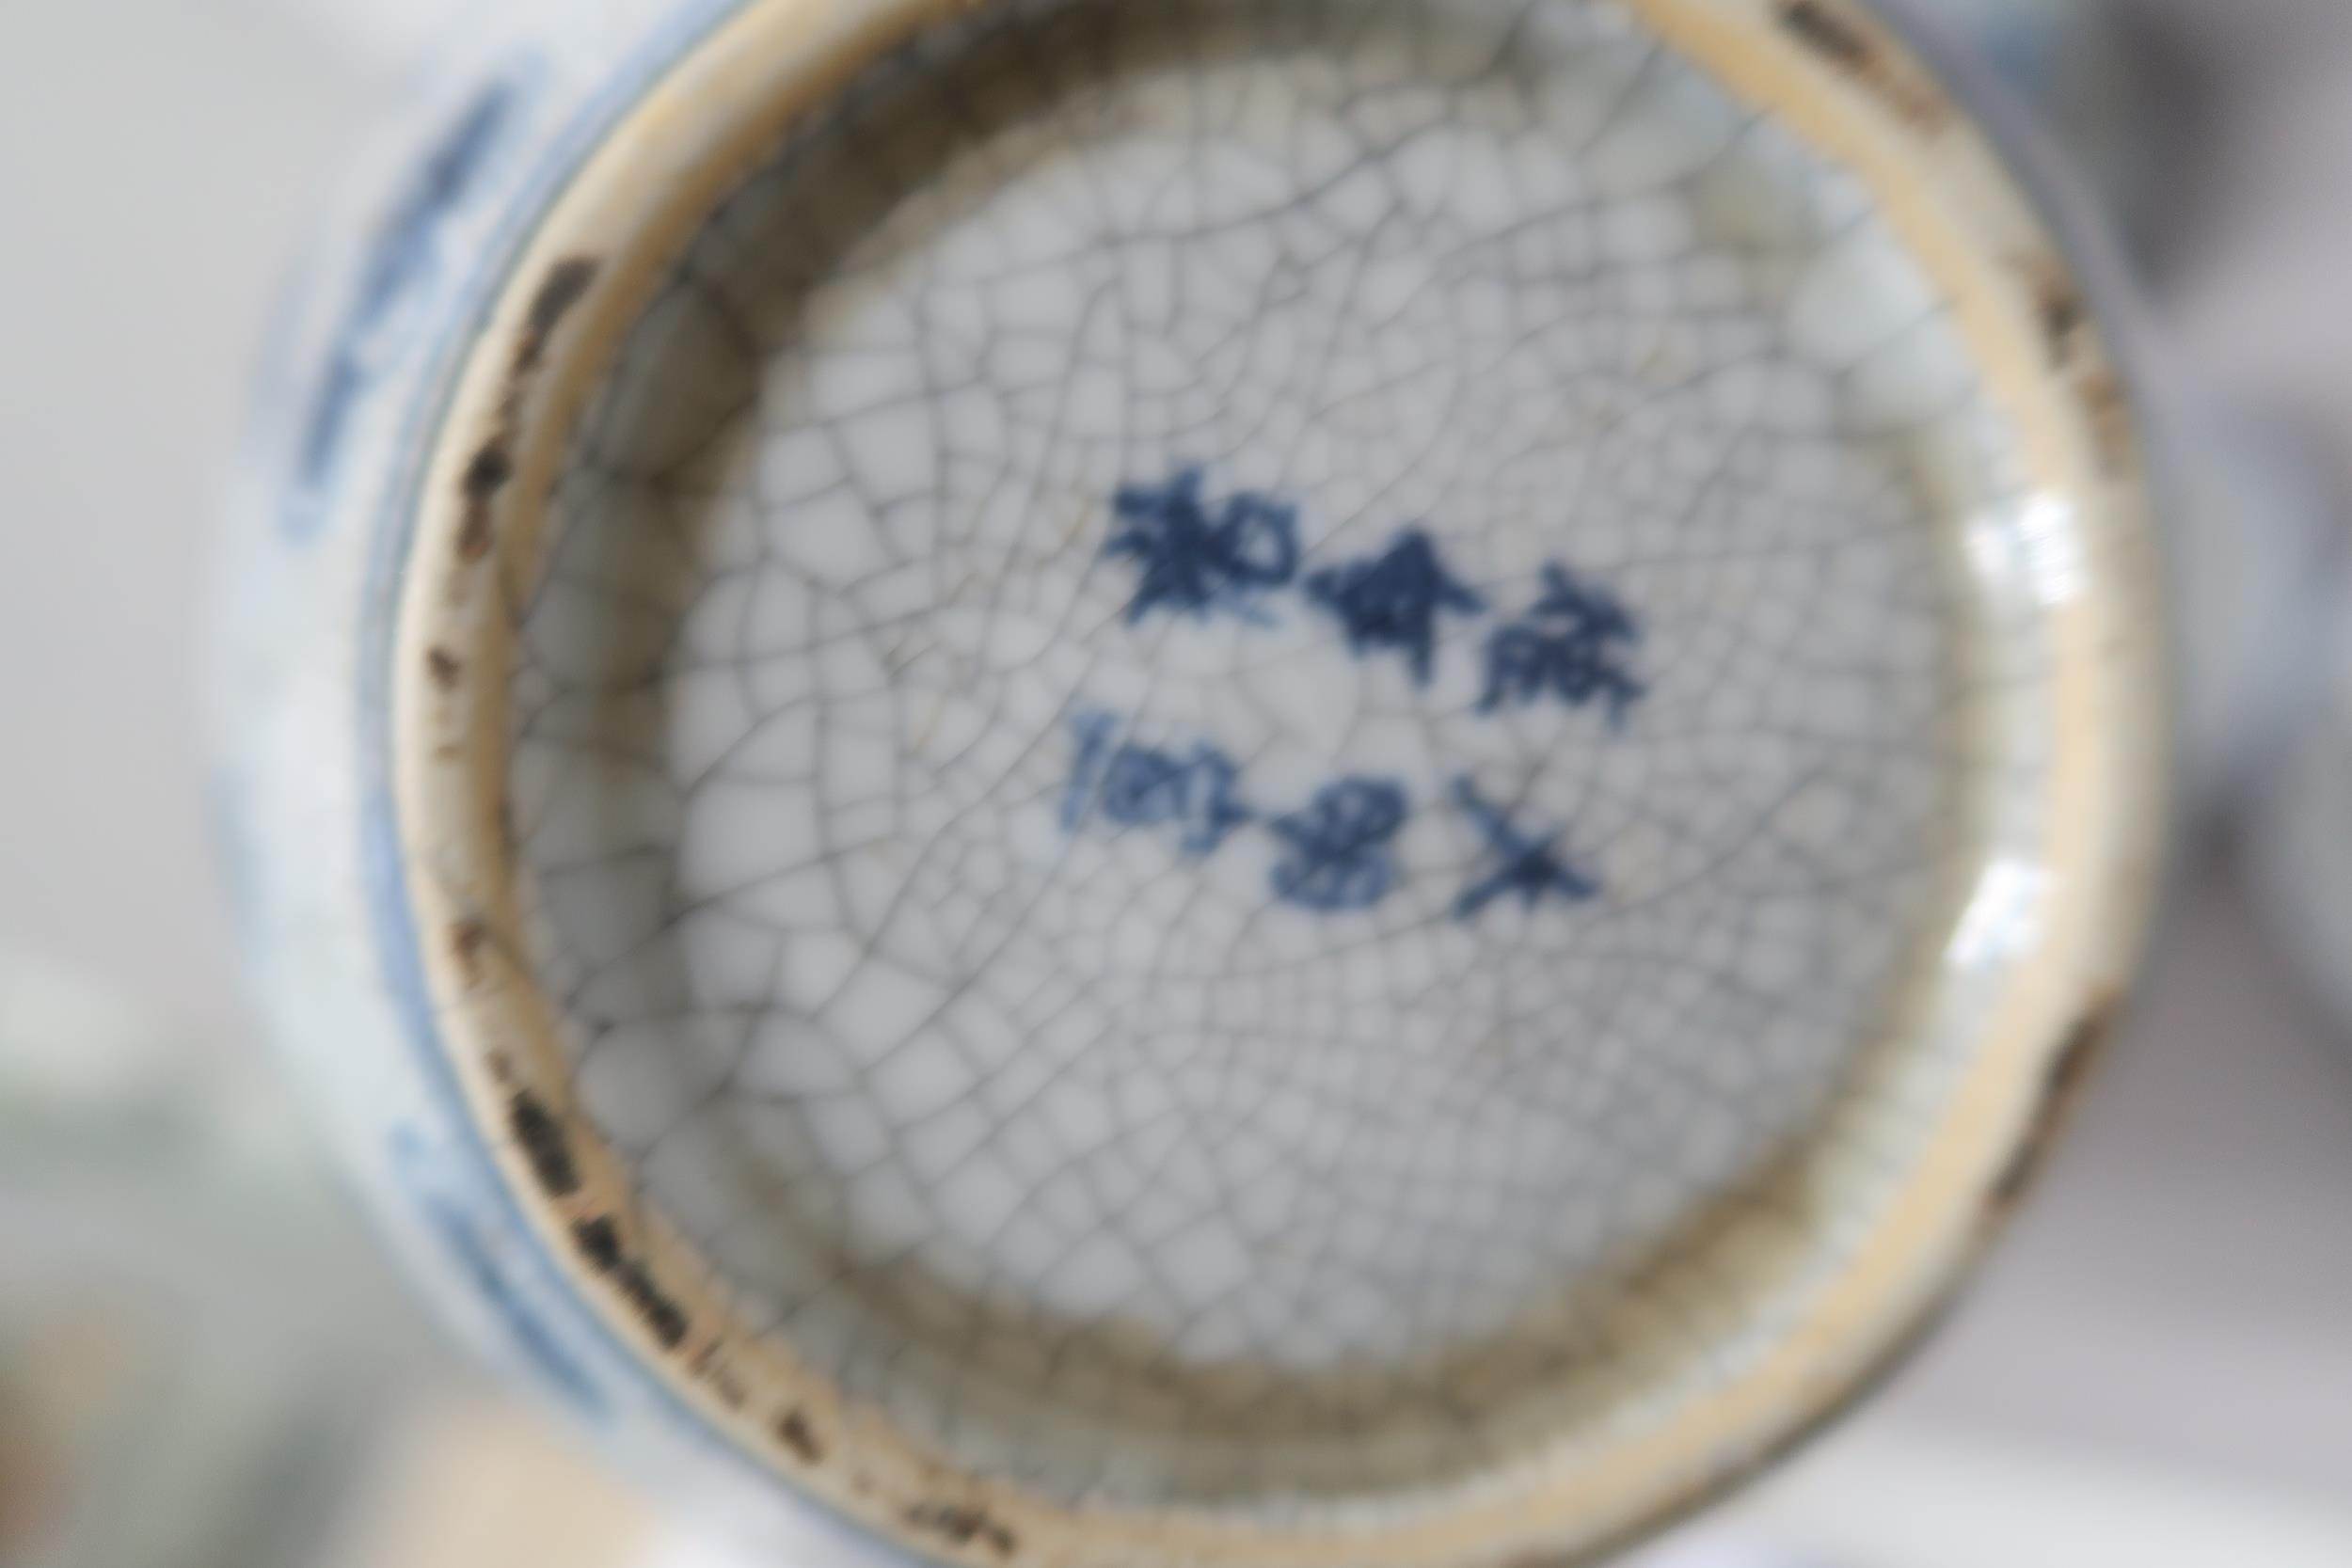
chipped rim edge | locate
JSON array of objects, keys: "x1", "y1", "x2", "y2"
[{"x1": 377, "y1": 1, "x2": 2171, "y2": 1564}]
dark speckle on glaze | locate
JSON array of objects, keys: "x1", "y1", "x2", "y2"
[
  {"x1": 571, "y1": 1216, "x2": 691, "y2": 1351},
  {"x1": 452, "y1": 254, "x2": 602, "y2": 569},
  {"x1": 508, "y1": 1088, "x2": 581, "y2": 1197},
  {"x1": 516, "y1": 257, "x2": 604, "y2": 377},
  {"x1": 450, "y1": 919, "x2": 492, "y2": 987},
  {"x1": 463, "y1": 440, "x2": 516, "y2": 503},
  {"x1": 903, "y1": 1501, "x2": 1017, "y2": 1558},
  {"x1": 572, "y1": 1213, "x2": 625, "y2": 1272},
  {"x1": 776, "y1": 1407, "x2": 825, "y2": 1465},
  {"x1": 1775, "y1": 0, "x2": 1947, "y2": 129},
  {"x1": 1987, "y1": 994, "x2": 2117, "y2": 1214},
  {"x1": 1777, "y1": 0, "x2": 1875, "y2": 71}
]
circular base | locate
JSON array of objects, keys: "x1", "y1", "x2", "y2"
[{"x1": 388, "y1": 0, "x2": 2164, "y2": 1560}]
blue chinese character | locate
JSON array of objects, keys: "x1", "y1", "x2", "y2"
[
  {"x1": 1105, "y1": 466, "x2": 1301, "y2": 624},
  {"x1": 1304, "y1": 530, "x2": 1488, "y2": 685},
  {"x1": 1480, "y1": 563, "x2": 1644, "y2": 725},
  {"x1": 1270, "y1": 779, "x2": 1409, "y2": 911},
  {"x1": 1451, "y1": 777, "x2": 1598, "y2": 922},
  {"x1": 1063, "y1": 712, "x2": 1254, "y2": 858}
]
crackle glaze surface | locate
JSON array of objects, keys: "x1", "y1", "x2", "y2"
[
  {"x1": 213, "y1": 0, "x2": 2165, "y2": 1561},
  {"x1": 512, "y1": 0, "x2": 1994, "y2": 1504}
]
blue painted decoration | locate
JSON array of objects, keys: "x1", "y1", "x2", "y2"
[
  {"x1": 1063, "y1": 711, "x2": 1256, "y2": 857},
  {"x1": 390, "y1": 1131, "x2": 605, "y2": 1416},
  {"x1": 1305, "y1": 530, "x2": 1488, "y2": 685},
  {"x1": 1451, "y1": 778, "x2": 1599, "y2": 922},
  {"x1": 1480, "y1": 563, "x2": 1644, "y2": 724},
  {"x1": 292, "y1": 80, "x2": 521, "y2": 533},
  {"x1": 1105, "y1": 466, "x2": 1302, "y2": 624},
  {"x1": 1086, "y1": 481, "x2": 1636, "y2": 920},
  {"x1": 1270, "y1": 778, "x2": 1410, "y2": 911}
]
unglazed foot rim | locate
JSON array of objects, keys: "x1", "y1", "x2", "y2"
[{"x1": 387, "y1": 1, "x2": 2165, "y2": 1564}]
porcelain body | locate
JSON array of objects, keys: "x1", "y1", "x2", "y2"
[{"x1": 210, "y1": 3, "x2": 2170, "y2": 1563}]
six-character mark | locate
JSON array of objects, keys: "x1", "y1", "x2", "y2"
[{"x1": 1087, "y1": 464, "x2": 1640, "y2": 920}]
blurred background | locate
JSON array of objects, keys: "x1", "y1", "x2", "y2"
[{"x1": 3, "y1": 1, "x2": 2350, "y2": 1564}]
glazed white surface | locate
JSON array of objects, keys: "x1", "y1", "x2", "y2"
[
  {"x1": 4, "y1": 0, "x2": 2348, "y2": 1542},
  {"x1": 507, "y1": 0, "x2": 2026, "y2": 1501}
]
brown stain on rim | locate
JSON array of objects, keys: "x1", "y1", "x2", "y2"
[
  {"x1": 2009, "y1": 251, "x2": 2137, "y2": 476},
  {"x1": 1986, "y1": 992, "x2": 2120, "y2": 1219},
  {"x1": 903, "y1": 1501, "x2": 1017, "y2": 1559},
  {"x1": 1776, "y1": 0, "x2": 1871, "y2": 68},
  {"x1": 570, "y1": 1215, "x2": 692, "y2": 1351},
  {"x1": 461, "y1": 441, "x2": 516, "y2": 501},
  {"x1": 452, "y1": 255, "x2": 602, "y2": 569},
  {"x1": 507, "y1": 1088, "x2": 582, "y2": 1198},
  {"x1": 398, "y1": 1, "x2": 2164, "y2": 1558},
  {"x1": 425, "y1": 645, "x2": 465, "y2": 691},
  {"x1": 449, "y1": 920, "x2": 492, "y2": 988},
  {"x1": 516, "y1": 256, "x2": 603, "y2": 378},
  {"x1": 2018, "y1": 252, "x2": 2087, "y2": 368},
  {"x1": 1774, "y1": 0, "x2": 1947, "y2": 131},
  {"x1": 691, "y1": 1344, "x2": 751, "y2": 1412},
  {"x1": 776, "y1": 1407, "x2": 826, "y2": 1465}
]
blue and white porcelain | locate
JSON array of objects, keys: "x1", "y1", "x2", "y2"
[{"x1": 208, "y1": 2, "x2": 2171, "y2": 1563}]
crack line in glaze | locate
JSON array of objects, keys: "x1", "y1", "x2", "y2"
[
  {"x1": 373, "y1": 0, "x2": 2166, "y2": 1560},
  {"x1": 509, "y1": 0, "x2": 1984, "y2": 1508}
]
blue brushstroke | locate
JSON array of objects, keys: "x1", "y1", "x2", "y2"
[
  {"x1": 1451, "y1": 777, "x2": 1598, "y2": 922},
  {"x1": 1479, "y1": 563, "x2": 1644, "y2": 724},
  {"x1": 1104, "y1": 466, "x2": 1301, "y2": 624},
  {"x1": 391, "y1": 1132, "x2": 605, "y2": 1417},
  {"x1": 1063, "y1": 711, "x2": 1255, "y2": 857},
  {"x1": 1305, "y1": 530, "x2": 1487, "y2": 685},
  {"x1": 1270, "y1": 778, "x2": 1409, "y2": 911},
  {"x1": 289, "y1": 79, "x2": 521, "y2": 536}
]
